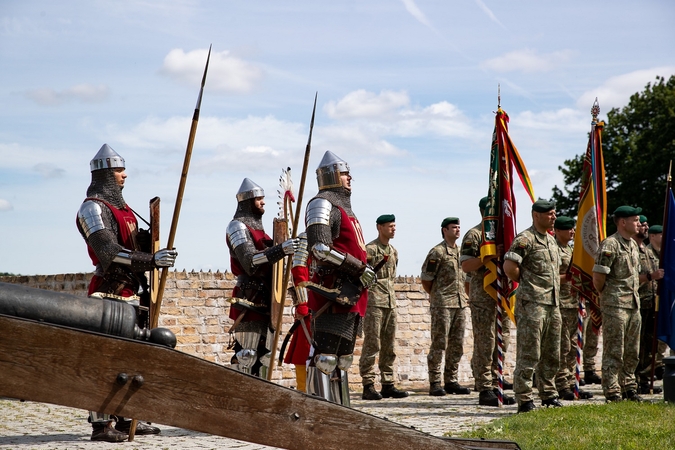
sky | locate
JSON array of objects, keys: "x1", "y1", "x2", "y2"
[{"x1": 1, "y1": 0, "x2": 674, "y2": 277}]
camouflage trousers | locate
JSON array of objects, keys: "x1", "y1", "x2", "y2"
[
  {"x1": 359, "y1": 305, "x2": 397, "y2": 386},
  {"x1": 583, "y1": 319, "x2": 600, "y2": 372},
  {"x1": 601, "y1": 306, "x2": 640, "y2": 397},
  {"x1": 636, "y1": 303, "x2": 656, "y2": 384},
  {"x1": 427, "y1": 307, "x2": 467, "y2": 384},
  {"x1": 513, "y1": 300, "x2": 561, "y2": 404},
  {"x1": 555, "y1": 307, "x2": 580, "y2": 390},
  {"x1": 469, "y1": 298, "x2": 512, "y2": 392}
]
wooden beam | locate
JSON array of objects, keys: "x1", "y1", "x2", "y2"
[{"x1": 0, "y1": 314, "x2": 520, "y2": 450}]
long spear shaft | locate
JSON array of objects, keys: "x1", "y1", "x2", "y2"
[
  {"x1": 267, "y1": 93, "x2": 317, "y2": 380},
  {"x1": 150, "y1": 45, "x2": 211, "y2": 329},
  {"x1": 649, "y1": 160, "x2": 672, "y2": 392}
]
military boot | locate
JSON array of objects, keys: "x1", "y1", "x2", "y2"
[
  {"x1": 91, "y1": 421, "x2": 128, "y2": 442},
  {"x1": 429, "y1": 382, "x2": 446, "y2": 396},
  {"x1": 381, "y1": 384, "x2": 409, "y2": 398},
  {"x1": 362, "y1": 384, "x2": 383, "y2": 400},
  {"x1": 492, "y1": 388, "x2": 516, "y2": 405},
  {"x1": 115, "y1": 419, "x2": 161, "y2": 435},
  {"x1": 584, "y1": 370, "x2": 602, "y2": 384},
  {"x1": 638, "y1": 383, "x2": 663, "y2": 394},
  {"x1": 444, "y1": 382, "x2": 470, "y2": 395}
]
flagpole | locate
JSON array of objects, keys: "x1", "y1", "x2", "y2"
[
  {"x1": 649, "y1": 160, "x2": 672, "y2": 393},
  {"x1": 496, "y1": 262, "x2": 505, "y2": 408}
]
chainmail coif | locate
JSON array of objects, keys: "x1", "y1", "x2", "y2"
[{"x1": 86, "y1": 169, "x2": 126, "y2": 209}]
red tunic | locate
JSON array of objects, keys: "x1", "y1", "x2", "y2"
[
  {"x1": 307, "y1": 205, "x2": 369, "y2": 317},
  {"x1": 228, "y1": 225, "x2": 272, "y2": 322},
  {"x1": 80, "y1": 198, "x2": 138, "y2": 298},
  {"x1": 284, "y1": 265, "x2": 312, "y2": 365}
]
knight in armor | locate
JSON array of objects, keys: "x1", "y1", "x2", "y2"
[
  {"x1": 226, "y1": 178, "x2": 298, "y2": 377},
  {"x1": 304, "y1": 151, "x2": 375, "y2": 406},
  {"x1": 76, "y1": 144, "x2": 178, "y2": 442}
]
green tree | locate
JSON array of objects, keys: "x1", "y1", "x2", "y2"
[{"x1": 552, "y1": 75, "x2": 675, "y2": 229}]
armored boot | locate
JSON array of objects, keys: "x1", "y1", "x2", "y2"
[{"x1": 91, "y1": 421, "x2": 128, "y2": 442}]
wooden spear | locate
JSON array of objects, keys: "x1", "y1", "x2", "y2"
[
  {"x1": 267, "y1": 93, "x2": 317, "y2": 380},
  {"x1": 150, "y1": 45, "x2": 211, "y2": 329}
]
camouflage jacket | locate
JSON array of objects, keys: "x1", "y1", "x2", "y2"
[
  {"x1": 460, "y1": 223, "x2": 493, "y2": 304},
  {"x1": 593, "y1": 233, "x2": 640, "y2": 309},
  {"x1": 504, "y1": 226, "x2": 561, "y2": 306},
  {"x1": 557, "y1": 240, "x2": 576, "y2": 309},
  {"x1": 421, "y1": 240, "x2": 468, "y2": 308},
  {"x1": 366, "y1": 238, "x2": 398, "y2": 308},
  {"x1": 638, "y1": 242, "x2": 659, "y2": 306}
]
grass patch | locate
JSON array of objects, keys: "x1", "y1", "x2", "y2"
[{"x1": 458, "y1": 401, "x2": 675, "y2": 450}]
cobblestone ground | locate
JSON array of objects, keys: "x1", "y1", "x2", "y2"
[{"x1": 0, "y1": 381, "x2": 662, "y2": 449}]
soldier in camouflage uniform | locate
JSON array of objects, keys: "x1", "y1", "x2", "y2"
[
  {"x1": 635, "y1": 223, "x2": 663, "y2": 393},
  {"x1": 583, "y1": 323, "x2": 602, "y2": 384},
  {"x1": 360, "y1": 214, "x2": 409, "y2": 400},
  {"x1": 421, "y1": 217, "x2": 471, "y2": 396},
  {"x1": 553, "y1": 216, "x2": 594, "y2": 400},
  {"x1": 503, "y1": 200, "x2": 562, "y2": 413},
  {"x1": 592, "y1": 206, "x2": 663, "y2": 402},
  {"x1": 460, "y1": 197, "x2": 515, "y2": 406}
]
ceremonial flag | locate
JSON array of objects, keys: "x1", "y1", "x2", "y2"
[
  {"x1": 570, "y1": 101, "x2": 607, "y2": 334},
  {"x1": 657, "y1": 187, "x2": 675, "y2": 349},
  {"x1": 480, "y1": 107, "x2": 536, "y2": 323}
]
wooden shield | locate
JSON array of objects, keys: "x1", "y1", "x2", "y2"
[
  {"x1": 270, "y1": 217, "x2": 289, "y2": 332},
  {"x1": 148, "y1": 197, "x2": 161, "y2": 329}
]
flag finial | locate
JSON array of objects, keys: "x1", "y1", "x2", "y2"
[
  {"x1": 498, "y1": 84, "x2": 501, "y2": 108},
  {"x1": 591, "y1": 98, "x2": 600, "y2": 121}
]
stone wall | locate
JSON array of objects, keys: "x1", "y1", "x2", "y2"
[{"x1": 1, "y1": 271, "x2": 517, "y2": 390}]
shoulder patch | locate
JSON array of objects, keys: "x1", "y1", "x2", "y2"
[
  {"x1": 603, "y1": 251, "x2": 612, "y2": 257},
  {"x1": 462, "y1": 240, "x2": 473, "y2": 248},
  {"x1": 518, "y1": 242, "x2": 527, "y2": 248},
  {"x1": 425, "y1": 259, "x2": 438, "y2": 272}
]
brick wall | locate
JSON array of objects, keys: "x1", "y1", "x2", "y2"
[{"x1": 1, "y1": 271, "x2": 517, "y2": 390}]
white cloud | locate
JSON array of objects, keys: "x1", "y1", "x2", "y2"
[
  {"x1": 325, "y1": 90, "x2": 476, "y2": 140},
  {"x1": 24, "y1": 84, "x2": 109, "y2": 106},
  {"x1": 0, "y1": 199, "x2": 12, "y2": 211},
  {"x1": 33, "y1": 163, "x2": 66, "y2": 179},
  {"x1": 511, "y1": 108, "x2": 587, "y2": 133},
  {"x1": 325, "y1": 90, "x2": 410, "y2": 119},
  {"x1": 160, "y1": 48, "x2": 264, "y2": 93},
  {"x1": 481, "y1": 49, "x2": 574, "y2": 73},
  {"x1": 401, "y1": 0, "x2": 434, "y2": 29},
  {"x1": 473, "y1": 0, "x2": 507, "y2": 30},
  {"x1": 577, "y1": 66, "x2": 675, "y2": 112}
]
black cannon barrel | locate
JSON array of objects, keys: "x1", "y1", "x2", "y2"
[{"x1": 0, "y1": 282, "x2": 175, "y2": 348}]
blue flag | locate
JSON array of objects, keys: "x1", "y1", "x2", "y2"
[{"x1": 657, "y1": 187, "x2": 675, "y2": 349}]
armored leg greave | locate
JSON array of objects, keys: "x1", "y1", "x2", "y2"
[
  {"x1": 306, "y1": 352, "x2": 353, "y2": 406},
  {"x1": 89, "y1": 411, "x2": 111, "y2": 424}
]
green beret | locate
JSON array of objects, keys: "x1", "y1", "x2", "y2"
[
  {"x1": 479, "y1": 196, "x2": 489, "y2": 210},
  {"x1": 532, "y1": 199, "x2": 556, "y2": 213},
  {"x1": 649, "y1": 225, "x2": 663, "y2": 234},
  {"x1": 441, "y1": 217, "x2": 460, "y2": 227},
  {"x1": 613, "y1": 205, "x2": 642, "y2": 218},
  {"x1": 376, "y1": 214, "x2": 395, "y2": 224},
  {"x1": 639, "y1": 215, "x2": 648, "y2": 224},
  {"x1": 554, "y1": 216, "x2": 576, "y2": 230}
]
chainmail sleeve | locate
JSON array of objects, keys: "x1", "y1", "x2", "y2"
[
  {"x1": 231, "y1": 228, "x2": 261, "y2": 276},
  {"x1": 80, "y1": 206, "x2": 123, "y2": 273}
]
